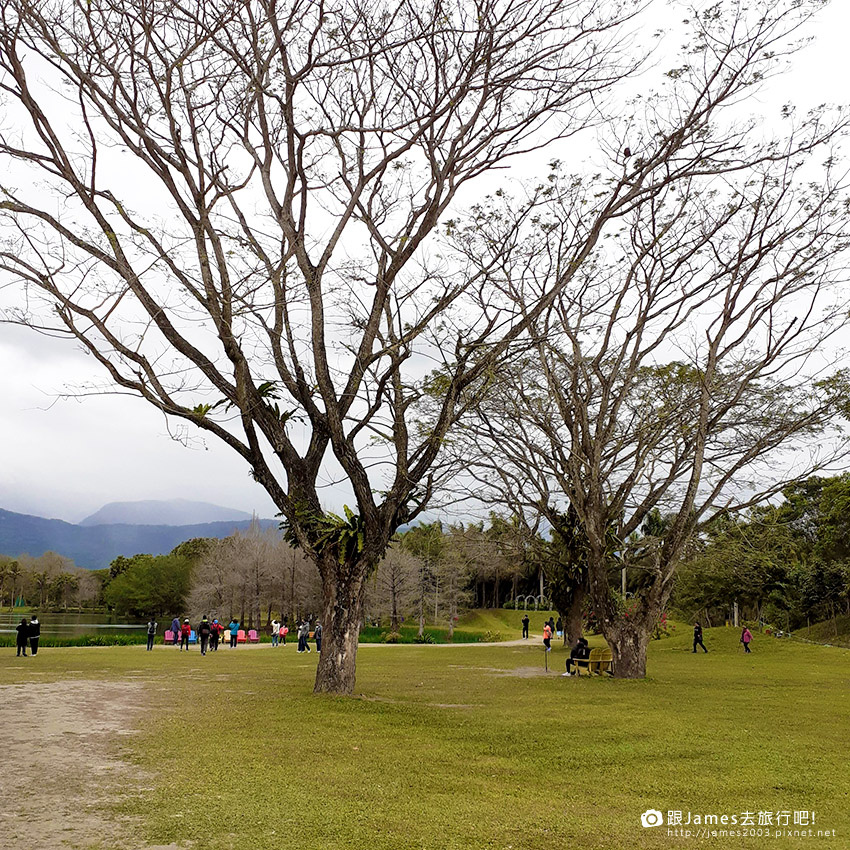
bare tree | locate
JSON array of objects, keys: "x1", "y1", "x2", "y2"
[
  {"x1": 455, "y1": 99, "x2": 850, "y2": 675},
  {"x1": 367, "y1": 547, "x2": 418, "y2": 632},
  {"x1": 0, "y1": 0, "x2": 642, "y2": 692}
]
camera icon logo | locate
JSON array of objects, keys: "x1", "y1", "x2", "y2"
[{"x1": 641, "y1": 809, "x2": 664, "y2": 828}]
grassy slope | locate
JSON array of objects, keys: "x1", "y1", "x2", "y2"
[
  {"x1": 1, "y1": 625, "x2": 848, "y2": 849},
  {"x1": 800, "y1": 614, "x2": 850, "y2": 648}
]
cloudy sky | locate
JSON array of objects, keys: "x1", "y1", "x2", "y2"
[{"x1": 1, "y1": 0, "x2": 848, "y2": 524}]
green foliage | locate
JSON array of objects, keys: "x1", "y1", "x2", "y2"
[
  {"x1": 103, "y1": 553, "x2": 192, "y2": 617},
  {"x1": 674, "y1": 474, "x2": 850, "y2": 627},
  {"x1": 413, "y1": 631, "x2": 435, "y2": 644},
  {"x1": 170, "y1": 537, "x2": 216, "y2": 564},
  {"x1": 282, "y1": 504, "x2": 367, "y2": 565}
]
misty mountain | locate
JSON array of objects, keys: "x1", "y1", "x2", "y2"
[
  {"x1": 0, "y1": 507, "x2": 278, "y2": 569},
  {"x1": 80, "y1": 499, "x2": 254, "y2": 527}
]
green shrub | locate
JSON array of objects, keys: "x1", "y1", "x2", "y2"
[
  {"x1": 383, "y1": 631, "x2": 401, "y2": 643},
  {"x1": 413, "y1": 632, "x2": 435, "y2": 644},
  {"x1": 0, "y1": 633, "x2": 148, "y2": 648}
]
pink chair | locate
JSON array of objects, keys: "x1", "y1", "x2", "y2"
[
  {"x1": 237, "y1": 629, "x2": 247, "y2": 643},
  {"x1": 164, "y1": 629, "x2": 174, "y2": 643},
  {"x1": 248, "y1": 629, "x2": 259, "y2": 643}
]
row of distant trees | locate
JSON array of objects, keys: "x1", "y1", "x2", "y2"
[
  {"x1": 675, "y1": 475, "x2": 850, "y2": 634},
  {"x1": 0, "y1": 552, "x2": 99, "y2": 611},
  {"x1": 103, "y1": 518, "x2": 547, "y2": 630}
]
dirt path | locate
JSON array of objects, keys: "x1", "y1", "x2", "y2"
[{"x1": 0, "y1": 679, "x2": 178, "y2": 850}]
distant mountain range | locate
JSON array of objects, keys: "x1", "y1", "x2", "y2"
[
  {"x1": 0, "y1": 500, "x2": 278, "y2": 569},
  {"x1": 80, "y1": 499, "x2": 254, "y2": 527}
]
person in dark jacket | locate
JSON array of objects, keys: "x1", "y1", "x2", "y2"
[
  {"x1": 198, "y1": 616, "x2": 212, "y2": 656},
  {"x1": 170, "y1": 617, "x2": 181, "y2": 646},
  {"x1": 29, "y1": 615, "x2": 41, "y2": 655},
  {"x1": 297, "y1": 620, "x2": 311, "y2": 653},
  {"x1": 521, "y1": 614, "x2": 530, "y2": 639},
  {"x1": 145, "y1": 618, "x2": 158, "y2": 651},
  {"x1": 563, "y1": 637, "x2": 590, "y2": 676},
  {"x1": 314, "y1": 622, "x2": 323, "y2": 653},
  {"x1": 693, "y1": 622, "x2": 708, "y2": 653},
  {"x1": 16, "y1": 618, "x2": 29, "y2": 656},
  {"x1": 210, "y1": 619, "x2": 221, "y2": 652}
]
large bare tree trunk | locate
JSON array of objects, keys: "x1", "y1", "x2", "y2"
[{"x1": 314, "y1": 555, "x2": 367, "y2": 695}]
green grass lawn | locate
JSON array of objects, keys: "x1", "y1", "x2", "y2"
[{"x1": 1, "y1": 625, "x2": 848, "y2": 849}]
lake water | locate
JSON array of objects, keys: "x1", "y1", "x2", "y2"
[{"x1": 0, "y1": 611, "x2": 146, "y2": 636}]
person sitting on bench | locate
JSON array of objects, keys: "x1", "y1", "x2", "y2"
[{"x1": 564, "y1": 637, "x2": 590, "y2": 676}]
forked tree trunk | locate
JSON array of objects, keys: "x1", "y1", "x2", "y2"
[{"x1": 314, "y1": 556, "x2": 367, "y2": 696}]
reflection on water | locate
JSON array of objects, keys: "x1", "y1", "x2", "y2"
[{"x1": 0, "y1": 611, "x2": 146, "y2": 636}]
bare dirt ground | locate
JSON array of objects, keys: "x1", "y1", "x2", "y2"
[{"x1": 0, "y1": 678, "x2": 180, "y2": 850}]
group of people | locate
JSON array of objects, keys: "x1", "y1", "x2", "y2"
[
  {"x1": 144, "y1": 615, "x2": 323, "y2": 654},
  {"x1": 521, "y1": 614, "x2": 564, "y2": 642},
  {"x1": 14, "y1": 615, "x2": 40, "y2": 657}
]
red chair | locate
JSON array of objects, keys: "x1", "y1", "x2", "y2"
[
  {"x1": 237, "y1": 629, "x2": 247, "y2": 643},
  {"x1": 248, "y1": 629, "x2": 259, "y2": 643}
]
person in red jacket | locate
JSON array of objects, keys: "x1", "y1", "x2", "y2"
[{"x1": 180, "y1": 618, "x2": 191, "y2": 651}]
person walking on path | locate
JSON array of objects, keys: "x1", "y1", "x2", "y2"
[
  {"x1": 693, "y1": 622, "x2": 708, "y2": 653},
  {"x1": 521, "y1": 614, "x2": 530, "y2": 639},
  {"x1": 180, "y1": 618, "x2": 191, "y2": 651},
  {"x1": 198, "y1": 616, "x2": 212, "y2": 656},
  {"x1": 145, "y1": 618, "x2": 158, "y2": 651},
  {"x1": 210, "y1": 619, "x2": 221, "y2": 652},
  {"x1": 741, "y1": 626, "x2": 753, "y2": 653},
  {"x1": 271, "y1": 619, "x2": 280, "y2": 647},
  {"x1": 29, "y1": 615, "x2": 41, "y2": 656},
  {"x1": 543, "y1": 622, "x2": 553, "y2": 652},
  {"x1": 314, "y1": 622, "x2": 322, "y2": 653},
  {"x1": 170, "y1": 616, "x2": 180, "y2": 646},
  {"x1": 228, "y1": 619, "x2": 239, "y2": 648},
  {"x1": 556, "y1": 617, "x2": 563, "y2": 639},
  {"x1": 16, "y1": 618, "x2": 29, "y2": 657}
]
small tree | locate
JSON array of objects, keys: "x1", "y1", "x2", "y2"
[{"x1": 368, "y1": 548, "x2": 418, "y2": 632}]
